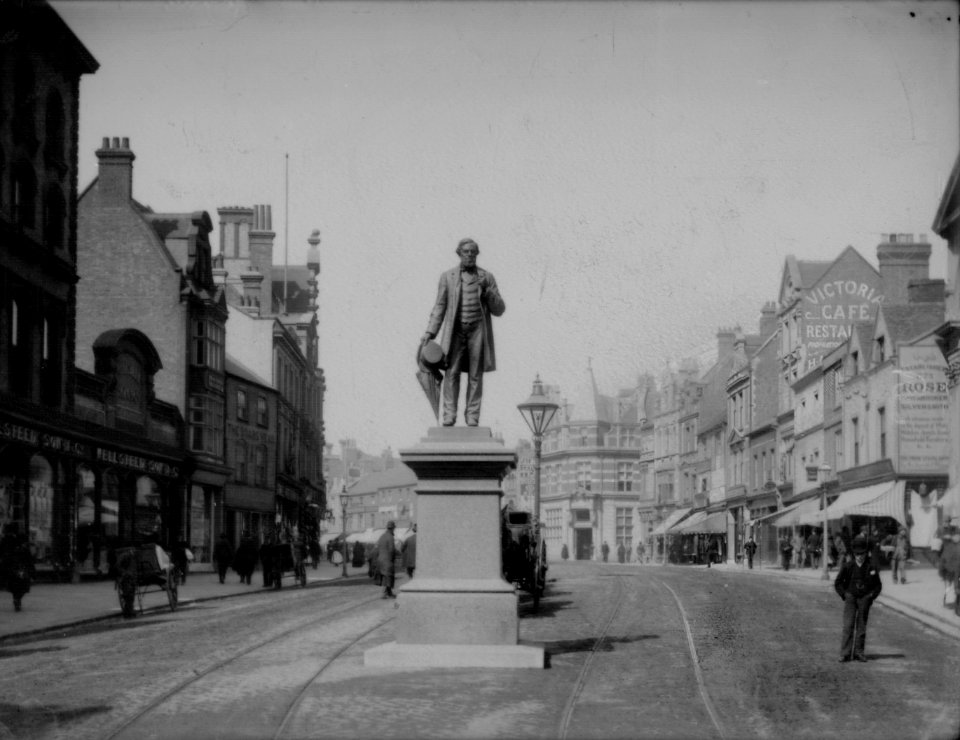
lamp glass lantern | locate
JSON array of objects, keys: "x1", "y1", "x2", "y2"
[{"x1": 517, "y1": 374, "x2": 559, "y2": 522}]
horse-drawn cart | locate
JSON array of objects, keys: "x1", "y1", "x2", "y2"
[
  {"x1": 115, "y1": 544, "x2": 178, "y2": 617},
  {"x1": 502, "y1": 510, "x2": 547, "y2": 610}
]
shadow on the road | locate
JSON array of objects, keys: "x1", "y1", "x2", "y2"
[
  {"x1": 543, "y1": 633, "x2": 660, "y2": 656},
  {"x1": 0, "y1": 645, "x2": 67, "y2": 660},
  {"x1": 864, "y1": 653, "x2": 907, "y2": 661},
  {"x1": 519, "y1": 598, "x2": 573, "y2": 618},
  {"x1": 0, "y1": 701, "x2": 111, "y2": 736}
]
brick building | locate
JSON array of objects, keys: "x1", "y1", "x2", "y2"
[
  {"x1": 0, "y1": 2, "x2": 98, "y2": 573},
  {"x1": 76, "y1": 138, "x2": 230, "y2": 569}
]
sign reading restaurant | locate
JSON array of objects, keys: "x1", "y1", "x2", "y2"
[
  {"x1": 0, "y1": 419, "x2": 180, "y2": 478},
  {"x1": 802, "y1": 279, "x2": 884, "y2": 372}
]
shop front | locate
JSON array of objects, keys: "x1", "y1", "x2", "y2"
[{"x1": 0, "y1": 411, "x2": 186, "y2": 579}]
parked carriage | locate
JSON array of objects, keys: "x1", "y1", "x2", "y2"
[
  {"x1": 114, "y1": 543, "x2": 178, "y2": 617},
  {"x1": 501, "y1": 510, "x2": 547, "y2": 609}
]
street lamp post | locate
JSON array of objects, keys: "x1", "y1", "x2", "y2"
[
  {"x1": 819, "y1": 463, "x2": 832, "y2": 581},
  {"x1": 340, "y1": 484, "x2": 349, "y2": 578},
  {"x1": 517, "y1": 375, "x2": 560, "y2": 527}
]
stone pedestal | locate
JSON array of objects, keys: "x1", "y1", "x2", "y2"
[{"x1": 363, "y1": 426, "x2": 544, "y2": 668}]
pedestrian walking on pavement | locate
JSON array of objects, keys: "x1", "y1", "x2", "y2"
[
  {"x1": 377, "y1": 521, "x2": 398, "y2": 598},
  {"x1": 891, "y1": 527, "x2": 909, "y2": 585},
  {"x1": 402, "y1": 524, "x2": 417, "y2": 578},
  {"x1": 233, "y1": 532, "x2": 258, "y2": 585},
  {"x1": 0, "y1": 524, "x2": 33, "y2": 612},
  {"x1": 834, "y1": 535, "x2": 882, "y2": 662},
  {"x1": 601, "y1": 541, "x2": 610, "y2": 563},
  {"x1": 213, "y1": 533, "x2": 234, "y2": 584},
  {"x1": 806, "y1": 529, "x2": 822, "y2": 570},
  {"x1": 792, "y1": 532, "x2": 804, "y2": 569},
  {"x1": 172, "y1": 539, "x2": 189, "y2": 585},
  {"x1": 780, "y1": 534, "x2": 794, "y2": 571},
  {"x1": 617, "y1": 542, "x2": 625, "y2": 563},
  {"x1": 744, "y1": 536, "x2": 757, "y2": 569}
]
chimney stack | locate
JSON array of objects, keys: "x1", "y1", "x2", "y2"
[
  {"x1": 907, "y1": 278, "x2": 945, "y2": 304},
  {"x1": 248, "y1": 204, "x2": 275, "y2": 310},
  {"x1": 239, "y1": 268, "x2": 264, "y2": 317},
  {"x1": 717, "y1": 326, "x2": 738, "y2": 358},
  {"x1": 877, "y1": 233, "x2": 931, "y2": 306},
  {"x1": 759, "y1": 301, "x2": 777, "y2": 338},
  {"x1": 95, "y1": 136, "x2": 135, "y2": 204}
]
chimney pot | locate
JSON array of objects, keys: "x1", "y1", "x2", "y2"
[
  {"x1": 121, "y1": 137, "x2": 129, "y2": 149},
  {"x1": 112, "y1": 137, "x2": 120, "y2": 148},
  {"x1": 101, "y1": 137, "x2": 109, "y2": 148}
]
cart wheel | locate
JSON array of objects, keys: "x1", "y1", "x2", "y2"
[{"x1": 167, "y1": 576, "x2": 179, "y2": 611}]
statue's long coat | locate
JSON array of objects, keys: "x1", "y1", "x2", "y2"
[{"x1": 425, "y1": 266, "x2": 505, "y2": 372}]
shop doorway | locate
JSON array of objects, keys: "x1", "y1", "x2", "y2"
[{"x1": 574, "y1": 528, "x2": 593, "y2": 560}]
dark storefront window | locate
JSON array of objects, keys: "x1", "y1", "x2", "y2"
[
  {"x1": 134, "y1": 476, "x2": 162, "y2": 542},
  {"x1": 28, "y1": 454, "x2": 54, "y2": 565}
]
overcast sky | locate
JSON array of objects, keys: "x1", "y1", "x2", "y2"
[{"x1": 55, "y1": 1, "x2": 959, "y2": 455}]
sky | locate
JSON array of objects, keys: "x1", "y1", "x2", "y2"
[{"x1": 55, "y1": 0, "x2": 959, "y2": 456}]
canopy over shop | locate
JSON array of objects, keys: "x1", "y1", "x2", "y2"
[{"x1": 797, "y1": 481, "x2": 906, "y2": 528}]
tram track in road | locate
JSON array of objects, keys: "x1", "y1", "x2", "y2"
[
  {"x1": 556, "y1": 573, "x2": 627, "y2": 740},
  {"x1": 103, "y1": 591, "x2": 393, "y2": 740}
]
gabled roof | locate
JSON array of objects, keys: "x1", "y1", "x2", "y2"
[{"x1": 779, "y1": 255, "x2": 832, "y2": 308}]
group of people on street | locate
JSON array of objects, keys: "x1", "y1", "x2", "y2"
[{"x1": 211, "y1": 529, "x2": 326, "y2": 588}]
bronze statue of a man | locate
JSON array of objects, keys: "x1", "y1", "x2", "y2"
[{"x1": 420, "y1": 238, "x2": 505, "y2": 426}]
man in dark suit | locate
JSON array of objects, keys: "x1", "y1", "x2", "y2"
[
  {"x1": 421, "y1": 238, "x2": 506, "y2": 427},
  {"x1": 834, "y1": 535, "x2": 882, "y2": 662}
]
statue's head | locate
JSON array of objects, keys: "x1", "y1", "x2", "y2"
[{"x1": 456, "y1": 238, "x2": 479, "y2": 268}]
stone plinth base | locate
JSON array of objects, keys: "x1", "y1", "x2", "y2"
[
  {"x1": 396, "y1": 579, "x2": 517, "y2": 644},
  {"x1": 363, "y1": 641, "x2": 544, "y2": 668}
]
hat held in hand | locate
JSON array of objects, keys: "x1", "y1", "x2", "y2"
[{"x1": 419, "y1": 340, "x2": 444, "y2": 371}]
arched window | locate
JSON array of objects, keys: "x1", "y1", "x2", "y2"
[
  {"x1": 44, "y1": 89, "x2": 65, "y2": 164},
  {"x1": 12, "y1": 161, "x2": 36, "y2": 228},
  {"x1": 43, "y1": 183, "x2": 65, "y2": 250}
]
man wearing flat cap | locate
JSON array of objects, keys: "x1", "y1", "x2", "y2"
[
  {"x1": 834, "y1": 535, "x2": 882, "y2": 662},
  {"x1": 421, "y1": 238, "x2": 505, "y2": 426}
]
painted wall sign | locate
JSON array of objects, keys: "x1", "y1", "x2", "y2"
[
  {"x1": 803, "y1": 280, "x2": 884, "y2": 368},
  {"x1": 897, "y1": 345, "x2": 951, "y2": 474}
]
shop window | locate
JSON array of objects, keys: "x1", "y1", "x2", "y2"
[
  {"x1": 189, "y1": 486, "x2": 211, "y2": 563},
  {"x1": 75, "y1": 465, "x2": 98, "y2": 571},
  {"x1": 135, "y1": 476, "x2": 162, "y2": 542},
  {"x1": 0, "y1": 472, "x2": 22, "y2": 533},
  {"x1": 101, "y1": 472, "x2": 120, "y2": 542},
  {"x1": 28, "y1": 454, "x2": 53, "y2": 566}
]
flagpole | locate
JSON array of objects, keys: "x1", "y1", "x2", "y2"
[{"x1": 284, "y1": 152, "x2": 289, "y2": 312}]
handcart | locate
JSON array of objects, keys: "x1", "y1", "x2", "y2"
[
  {"x1": 267, "y1": 541, "x2": 307, "y2": 589},
  {"x1": 114, "y1": 543, "x2": 179, "y2": 617}
]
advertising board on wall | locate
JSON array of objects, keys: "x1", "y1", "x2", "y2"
[
  {"x1": 897, "y1": 344, "x2": 951, "y2": 474},
  {"x1": 802, "y1": 279, "x2": 884, "y2": 372}
]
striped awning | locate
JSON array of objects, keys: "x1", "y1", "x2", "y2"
[
  {"x1": 843, "y1": 481, "x2": 906, "y2": 526},
  {"x1": 767, "y1": 496, "x2": 822, "y2": 528},
  {"x1": 651, "y1": 507, "x2": 693, "y2": 537},
  {"x1": 798, "y1": 481, "x2": 902, "y2": 525},
  {"x1": 669, "y1": 510, "x2": 706, "y2": 534},
  {"x1": 675, "y1": 510, "x2": 729, "y2": 534}
]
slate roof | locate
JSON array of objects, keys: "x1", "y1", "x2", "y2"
[{"x1": 881, "y1": 304, "x2": 945, "y2": 344}]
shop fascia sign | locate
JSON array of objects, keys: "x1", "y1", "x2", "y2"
[{"x1": 0, "y1": 419, "x2": 180, "y2": 478}]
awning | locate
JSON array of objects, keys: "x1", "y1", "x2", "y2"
[
  {"x1": 843, "y1": 481, "x2": 906, "y2": 526},
  {"x1": 669, "y1": 510, "x2": 706, "y2": 534},
  {"x1": 768, "y1": 496, "x2": 822, "y2": 528},
  {"x1": 650, "y1": 507, "x2": 693, "y2": 537},
  {"x1": 676, "y1": 511, "x2": 729, "y2": 534},
  {"x1": 798, "y1": 481, "x2": 900, "y2": 525},
  {"x1": 318, "y1": 533, "x2": 342, "y2": 547}
]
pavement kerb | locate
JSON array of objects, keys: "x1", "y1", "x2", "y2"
[
  {"x1": 699, "y1": 560, "x2": 960, "y2": 639},
  {"x1": 0, "y1": 573, "x2": 370, "y2": 644}
]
